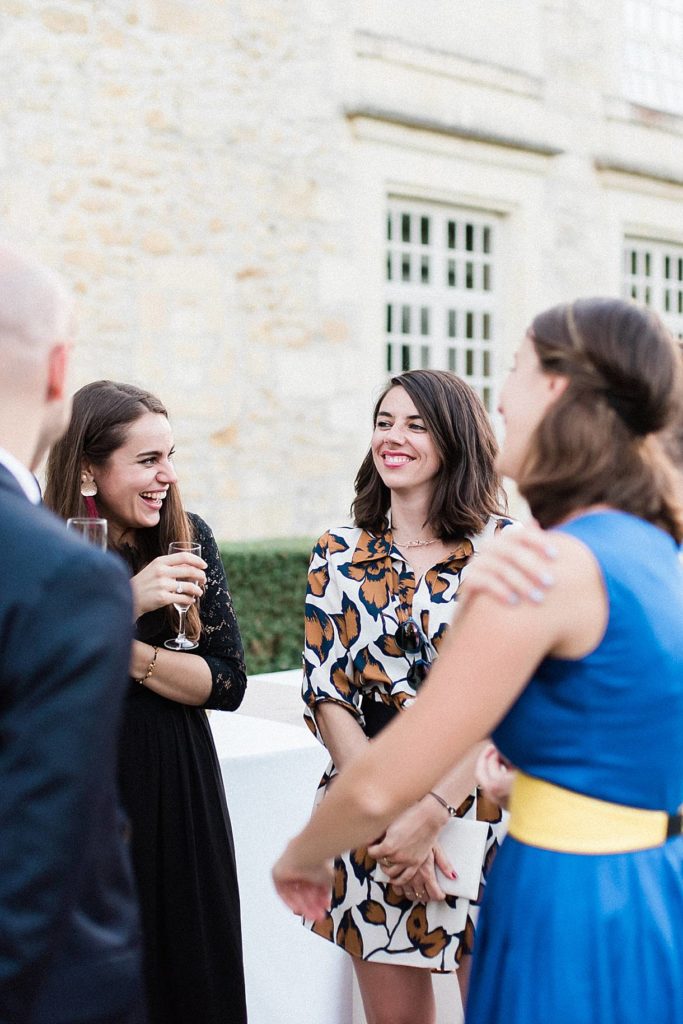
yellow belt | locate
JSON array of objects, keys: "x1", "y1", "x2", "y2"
[{"x1": 508, "y1": 771, "x2": 682, "y2": 854}]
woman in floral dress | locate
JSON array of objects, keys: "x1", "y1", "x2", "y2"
[{"x1": 302, "y1": 369, "x2": 510, "y2": 1023}]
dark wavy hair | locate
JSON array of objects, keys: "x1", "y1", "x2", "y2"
[
  {"x1": 351, "y1": 369, "x2": 506, "y2": 538},
  {"x1": 44, "y1": 380, "x2": 200, "y2": 639},
  {"x1": 518, "y1": 298, "x2": 683, "y2": 542}
]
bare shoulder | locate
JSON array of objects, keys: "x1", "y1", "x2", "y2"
[
  {"x1": 547, "y1": 530, "x2": 604, "y2": 590},
  {"x1": 542, "y1": 531, "x2": 607, "y2": 658},
  {"x1": 458, "y1": 530, "x2": 605, "y2": 660}
]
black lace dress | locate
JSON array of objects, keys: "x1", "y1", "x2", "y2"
[{"x1": 118, "y1": 514, "x2": 248, "y2": 1024}]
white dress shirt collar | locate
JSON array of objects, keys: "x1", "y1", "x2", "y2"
[{"x1": 0, "y1": 446, "x2": 42, "y2": 504}]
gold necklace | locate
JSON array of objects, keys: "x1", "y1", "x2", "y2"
[{"x1": 392, "y1": 535, "x2": 440, "y2": 549}]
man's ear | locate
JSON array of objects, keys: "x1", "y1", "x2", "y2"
[{"x1": 46, "y1": 342, "x2": 69, "y2": 401}]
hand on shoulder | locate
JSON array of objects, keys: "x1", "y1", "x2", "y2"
[
  {"x1": 459, "y1": 519, "x2": 558, "y2": 609},
  {"x1": 456, "y1": 527, "x2": 606, "y2": 663}
]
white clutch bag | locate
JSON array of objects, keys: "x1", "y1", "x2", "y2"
[{"x1": 375, "y1": 815, "x2": 489, "y2": 902}]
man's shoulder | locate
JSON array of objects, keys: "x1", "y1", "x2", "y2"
[{"x1": 0, "y1": 491, "x2": 129, "y2": 597}]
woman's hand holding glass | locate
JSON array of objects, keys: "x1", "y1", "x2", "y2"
[{"x1": 130, "y1": 549, "x2": 207, "y2": 620}]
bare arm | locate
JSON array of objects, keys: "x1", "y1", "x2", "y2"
[
  {"x1": 273, "y1": 533, "x2": 606, "y2": 917},
  {"x1": 129, "y1": 641, "x2": 212, "y2": 705},
  {"x1": 314, "y1": 701, "x2": 368, "y2": 769},
  {"x1": 128, "y1": 517, "x2": 246, "y2": 709}
]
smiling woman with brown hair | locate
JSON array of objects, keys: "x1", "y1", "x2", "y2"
[
  {"x1": 45, "y1": 380, "x2": 248, "y2": 1024},
  {"x1": 301, "y1": 369, "x2": 511, "y2": 1024}
]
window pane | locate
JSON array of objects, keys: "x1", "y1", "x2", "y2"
[
  {"x1": 624, "y1": 234, "x2": 683, "y2": 340},
  {"x1": 386, "y1": 200, "x2": 499, "y2": 405}
]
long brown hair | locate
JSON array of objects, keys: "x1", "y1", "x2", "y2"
[
  {"x1": 518, "y1": 298, "x2": 683, "y2": 542},
  {"x1": 44, "y1": 380, "x2": 200, "y2": 639},
  {"x1": 352, "y1": 369, "x2": 505, "y2": 538}
]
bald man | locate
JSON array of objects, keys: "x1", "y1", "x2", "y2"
[{"x1": 0, "y1": 245, "x2": 145, "y2": 1024}]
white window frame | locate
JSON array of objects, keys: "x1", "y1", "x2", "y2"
[
  {"x1": 385, "y1": 198, "x2": 501, "y2": 413},
  {"x1": 623, "y1": 236, "x2": 683, "y2": 340}
]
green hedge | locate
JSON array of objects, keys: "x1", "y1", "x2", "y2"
[{"x1": 220, "y1": 537, "x2": 315, "y2": 674}]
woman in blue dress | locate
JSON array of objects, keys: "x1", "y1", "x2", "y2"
[{"x1": 272, "y1": 296, "x2": 683, "y2": 1023}]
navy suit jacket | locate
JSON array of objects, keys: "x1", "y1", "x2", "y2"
[{"x1": 0, "y1": 465, "x2": 144, "y2": 1024}]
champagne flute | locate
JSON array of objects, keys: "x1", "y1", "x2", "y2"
[
  {"x1": 165, "y1": 541, "x2": 202, "y2": 651},
  {"x1": 66, "y1": 517, "x2": 108, "y2": 551}
]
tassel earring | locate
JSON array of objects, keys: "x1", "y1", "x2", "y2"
[{"x1": 81, "y1": 473, "x2": 99, "y2": 518}]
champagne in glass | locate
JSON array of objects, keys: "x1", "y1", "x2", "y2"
[
  {"x1": 66, "y1": 517, "x2": 108, "y2": 551},
  {"x1": 165, "y1": 541, "x2": 201, "y2": 651}
]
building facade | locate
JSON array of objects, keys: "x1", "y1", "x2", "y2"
[{"x1": 1, "y1": 0, "x2": 682, "y2": 538}]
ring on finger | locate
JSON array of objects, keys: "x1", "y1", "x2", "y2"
[
  {"x1": 381, "y1": 857, "x2": 393, "y2": 868},
  {"x1": 175, "y1": 582, "x2": 183, "y2": 595}
]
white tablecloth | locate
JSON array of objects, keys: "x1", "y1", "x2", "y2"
[{"x1": 211, "y1": 712, "x2": 353, "y2": 1024}]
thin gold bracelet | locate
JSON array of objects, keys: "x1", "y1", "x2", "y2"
[
  {"x1": 428, "y1": 790, "x2": 458, "y2": 818},
  {"x1": 136, "y1": 645, "x2": 159, "y2": 685}
]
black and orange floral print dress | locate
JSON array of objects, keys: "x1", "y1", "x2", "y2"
[{"x1": 302, "y1": 521, "x2": 509, "y2": 971}]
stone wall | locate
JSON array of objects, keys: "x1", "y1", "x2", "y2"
[{"x1": 2, "y1": 1, "x2": 683, "y2": 538}]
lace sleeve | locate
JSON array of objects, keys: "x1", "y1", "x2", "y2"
[{"x1": 189, "y1": 514, "x2": 247, "y2": 711}]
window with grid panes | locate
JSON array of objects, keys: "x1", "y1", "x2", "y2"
[
  {"x1": 622, "y1": 238, "x2": 683, "y2": 340},
  {"x1": 385, "y1": 200, "x2": 499, "y2": 413},
  {"x1": 622, "y1": 1, "x2": 683, "y2": 116}
]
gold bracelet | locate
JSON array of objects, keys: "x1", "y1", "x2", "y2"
[
  {"x1": 136, "y1": 645, "x2": 159, "y2": 685},
  {"x1": 428, "y1": 790, "x2": 458, "y2": 818}
]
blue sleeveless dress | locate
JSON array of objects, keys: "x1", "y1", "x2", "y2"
[{"x1": 466, "y1": 511, "x2": 683, "y2": 1024}]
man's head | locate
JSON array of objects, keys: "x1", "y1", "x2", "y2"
[{"x1": 0, "y1": 243, "x2": 75, "y2": 469}]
